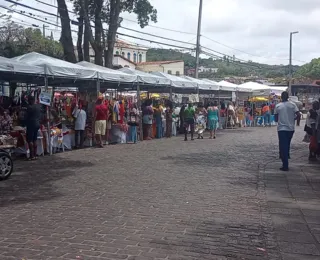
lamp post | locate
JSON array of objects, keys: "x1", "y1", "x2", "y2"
[{"x1": 288, "y1": 31, "x2": 299, "y2": 96}]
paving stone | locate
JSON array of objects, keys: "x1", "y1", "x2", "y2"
[{"x1": 0, "y1": 127, "x2": 316, "y2": 260}]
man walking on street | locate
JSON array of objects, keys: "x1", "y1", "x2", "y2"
[
  {"x1": 275, "y1": 92, "x2": 299, "y2": 171},
  {"x1": 94, "y1": 97, "x2": 108, "y2": 148}
]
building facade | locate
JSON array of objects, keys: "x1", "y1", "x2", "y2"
[
  {"x1": 136, "y1": 60, "x2": 185, "y2": 75},
  {"x1": 86, "y1": 39, "x2": 148, "y2": 68}
]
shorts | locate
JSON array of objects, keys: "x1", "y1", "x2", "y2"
[
  {"x1": 95, "y1": 120, "x2": 106, "y2": 135},
  {"x1": 184, "y1": 118, "x2": 195, "y2": 132},
  {"x1": 26, "y1": 125, "x2": 40, "y2": 143},
  {"x1": 107, "y1": 120, "x2": 112, "y2": 130}
]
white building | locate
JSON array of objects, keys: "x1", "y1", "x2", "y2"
[
  {"x1": 136, "y1": 60, "x2": 185, "y2": 76},
  {"x1": 87, "y1": 39, "x2": 147, "y2": 68}
]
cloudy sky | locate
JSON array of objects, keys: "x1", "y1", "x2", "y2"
[{"x1": 1, "y1": 0, "x2": 319, "y2": 65}]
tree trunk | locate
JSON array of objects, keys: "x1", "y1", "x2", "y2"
[
  {"x1": 57, "y1": 0, "x2": 77, "y2": 63},
  {"x1": 94, "y1": 0, "x2": 104, "y2": 66},
  {"x1": 105, "y1": 0, "x2": 121, "y2": 68},
  {"x1": 84, "y1": 24, "x2": 90, "y2": 61},
  {"x1": 83, "y1": 0, "x2": 90, "y2": 61},
  {"x1": 80, "y1": 0, "x2": 100, "y2": 64},
  {"x1": 76, "y1": 6, "x2": 84, "y2": 62}
]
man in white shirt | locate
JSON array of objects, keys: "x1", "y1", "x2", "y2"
[
  {"x1": 275, "y1": 92, "x2": 299, "y2": 171},
  {"x1": 73, "y1": 102, "x2": 87, "y2": 148}
]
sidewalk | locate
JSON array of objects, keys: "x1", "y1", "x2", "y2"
[{"x1": 261, "y1": 152, "x2": 320, "y2": 259}]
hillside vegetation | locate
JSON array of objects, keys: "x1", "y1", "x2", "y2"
[{"x1": 146, "y1": 48, "x2": 300, "y2": 79}]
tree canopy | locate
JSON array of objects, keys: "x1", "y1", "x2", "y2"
[
  {"x1": 57, "y1": 0, "x2": 157, "y2": 66},
  {"x1": 295, "y1": 58, "x2": 320, "y2": 79},
  {"x1": 0, "y1": 23, "x2": 63, "y2": 59}
]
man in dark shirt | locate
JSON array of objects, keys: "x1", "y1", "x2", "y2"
[{"x1": 26, "y1": 96, "x2": 41, "y2": 160}]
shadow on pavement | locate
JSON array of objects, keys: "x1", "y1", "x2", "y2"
[{"x1": 0, "y1": 157, "x2": 94, "y2": 208}]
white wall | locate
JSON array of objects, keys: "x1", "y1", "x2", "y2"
[
  {"x1": 114, "y1": 47, "x2": 147, "y2": 63},
  {"x1": 113, "y1": 56, "x2": 136, "y2": 69},
  {"x1": 137, "y1": 61, "x2": 184, "y2": 75}
]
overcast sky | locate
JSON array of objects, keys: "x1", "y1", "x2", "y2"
[{"x1": 1, "y1": 0, "x2": 319, "y2": 65}]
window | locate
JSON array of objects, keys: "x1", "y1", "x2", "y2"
[
  {"x1": 127, "y1": 52, "x2": 131, "y2": 60},
  {"x1": 176, "y1": 71, "x2": 180, "y2": 76},
  {"x1": 133, "y1": 53, "x2": 137, "y2": 63},
  {"x1": 115, "y1": 51, "x2": 119, "y2": 55},
  {"x1": 138, "y1": 53, "x2": 142, "y2": 63},
  {"x1": 167, "y1": 70, "x2": 172, "y2": 75},
  {"x1": 122, "y1": 52, "x2": 125, "y2": 57}
]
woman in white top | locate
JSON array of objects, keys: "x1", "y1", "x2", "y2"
[{"x1": 73, "y1": 102, "x2": 87, "y2": 148}]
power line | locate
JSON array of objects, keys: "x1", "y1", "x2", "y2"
[
  {"x1": 119, "y1": 26, "x2": 196, "y2": 46},
  {"x1": 202, "y1": 35, "x2": 307, "y2": 64},
  {"x1": 0, "y1": 5, "x2": 195, "y2": 51},
  {"x1": 7, "y1": 0, "x2": 196, "y2": 48}
]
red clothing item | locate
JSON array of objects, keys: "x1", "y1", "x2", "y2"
[{"x1": 95, "y1": 104, "x2": 108, "y2": 121}]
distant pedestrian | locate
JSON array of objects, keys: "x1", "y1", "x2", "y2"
[
  {"x1": 94, "y1": 97, "x2": 108, "y2": 148},
  {"x1": 275, "y1": 92, "x2": 299, "y2": 171},
  {"x1": 207, "y1": 101, "x2": 219, "y2": 139},
  {"x1": 183, "y1": 102, "x2": 196, "y2": 141},
  {"x1": 73, "y1": 102, "x2": 87, "y2": 149},
  {"x1": 26, "y1": 96, "x2": 41, "y2": 160}
]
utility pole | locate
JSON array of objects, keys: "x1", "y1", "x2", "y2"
[
  {"x1": 288, "y1": 31, "x2": 299, "y2": 96},
  {"x1": 43, "y1": 24, "x2": 48, "y2": 37},
  {"x1": 195, "y1": 0, "x2": 203, "y2": 79}
]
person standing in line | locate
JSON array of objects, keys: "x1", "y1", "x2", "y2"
[
  {"x1": 73, "y1": 102, "x2": 87, "y2": 149},
  {"x1": 275, "y1": 92, "x2": 299, "y2": 171},
  {"x1": 183, "y1": 102, "x2": 196, "y2": 141},
  {"x1": 179, "y1": 104, "x2": 186, "y2": 134},
  {"x1": 142, "y1": 99, "x2": 153, "y2": 140},
  {"x1": 262, "y1": 103, "x2": 271, "y2": 126},
  {"x1": 26, "y1": 96, "x2": 41, "y2": 160},
  {"x1": 207, "y1": 101, "x2": 219, "y2": 139},
  {"x1": 94, "y1": 97, "x2": 108, "y2": 148},
  {"x1": 165, "y1": 103, "x2": 173, "y2": 138}
]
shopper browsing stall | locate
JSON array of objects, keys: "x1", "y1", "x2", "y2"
[
  {"x1": 26, "y1": 96, "x2": 41, "y2": 160},
  {"x1": 73, "y1": 102, "x2": 87, "y2": 149},
  {"x1": 94, "y1": 97, "x2": 108, "y2": 148}
]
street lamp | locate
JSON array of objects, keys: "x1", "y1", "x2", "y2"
[{"x1": 288, "y1": 31, "x2": 299, "y2": 96}]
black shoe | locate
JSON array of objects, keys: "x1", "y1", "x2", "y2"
[
  {"x1": 280, "y1": 167, "x2": 289, "y2": 171},
  {"x1": 184, "y1": 138, "x2": 188, "y2": 141}
]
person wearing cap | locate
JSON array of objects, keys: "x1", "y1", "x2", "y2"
[{"x1": 94, "y1": 96, "x2": 108, "y2": 148}]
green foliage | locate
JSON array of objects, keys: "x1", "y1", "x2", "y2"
[
  {"x1": 147, "y1": 48, "x2": 298, "y2": 78},
  {"x1": 295, "y1": 58, "x2": 320, "y2": 79},
  {"x1": 0, "y1": 23, "x2": 63, "y2": 59}
]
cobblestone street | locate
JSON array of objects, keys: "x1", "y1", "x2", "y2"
[{"x1": 1, "y1": 126, "x2": 320, "y2": 260}]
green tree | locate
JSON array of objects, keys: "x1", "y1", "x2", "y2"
[
  {"x1": 0, "y1": 23, "x2": 63, "y2": 58},
  {"x1": 60, "y1": 0, "x2": 157, "y2": 66},
  {"x1": 295, "y1": 58, "x2": 320, "y2": 79}
]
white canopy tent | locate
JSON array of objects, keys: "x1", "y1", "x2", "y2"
[
  {"x1": 218, "y1": 80, "x2": 238, "y2": 92},
  {"x1": 0, "y1": 56, "x2": 44, "y2": 75},
  {"x1": 119, "y1": 67, "x2": 170, "y2": 85},
  {"x1": 151, "y1": 71, "x2": 197, "y2": 90},
  {"x1": 270, "y1": 86, "x2": 288, "y2": 95},
  {"x1": 238, "y1": 81, "x2": 271, "y2": 95},
  {"x1": 182, "y1": 76, "x2": 219, "y2": 91},
  {"x1": 78, "y1": 61, "x2": 137, "y2": 83},
  {"x1": 12, "y1": 52, "x2": 98, "y2": 79}
]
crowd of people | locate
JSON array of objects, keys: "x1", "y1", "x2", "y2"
[{"x1": 141, "y1": 100, "x2": 230, "y2": 141}]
